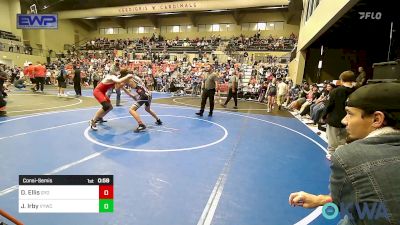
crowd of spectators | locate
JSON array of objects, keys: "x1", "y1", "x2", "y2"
[
  {"x1": 0, "y1": 50, "x2": 291, "y2": 99},
  {"x1": 225, "y1": 32, "x2": 297, "y2": 53},
  {"x1": 81, "y1": 34, "x2": 221, "y2": 52},
  {"x1": 80, "y1": 32, "x2": 297, "y2": 54}
]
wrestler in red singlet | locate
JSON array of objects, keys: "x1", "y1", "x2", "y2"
[
  {"x1": 89, "y1": 72, "x2": 133, "y2": 131},
  {"x1": 93, "y1": 82, "x2": 115, "y2": 103}
]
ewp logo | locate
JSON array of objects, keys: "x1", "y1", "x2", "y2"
[
  {"x1": 322, "y1": 202, "x2": 390, "y2": 222},
  {"x1": 17, "y1": 14, "x2": 58, "y2": 29}
]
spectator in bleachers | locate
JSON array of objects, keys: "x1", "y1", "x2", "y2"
[
  {"x1": 355, "y1": 66, "x2": 367, "y2": 88},
  {"x1": 298, "y1": 84, "x2": 321, "y2": 117},
  {"x1": 10, "y1": 66, "x2": 19, "y2": 83},
  {"x1": 286, "y1": 82, "x2": 309, "y2": 111},
  {"x1": 0, "y1": 71, "x2": 7, "y2": 116},
  {"x1": 309, "y1": 82, "x2": 335, "y2": 125},
  {"x1": 16, "y1": 43, "x2": 20, "y2": 53},
  {"x1": 8, "y1": 40, "x2": 14, "y2": 52},
  {"x1": 13, "y1": 76, "x2": 26, "y2": 89}
]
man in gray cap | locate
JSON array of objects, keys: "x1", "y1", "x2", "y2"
[{"x1": 289, "y1": 82, "x2": 400, "y2": 225}]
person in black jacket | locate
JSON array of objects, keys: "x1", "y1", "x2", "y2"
[
  {"x1": 322, "y1": 71, "x2": 356, "y2": 160},
  {"x1": 73, "y1": 65, "x2": 82, "y2": 97}
]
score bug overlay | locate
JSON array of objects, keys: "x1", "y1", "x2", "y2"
[{"x1": 19, "y1": 175, "x2": 114, "y2": 213}]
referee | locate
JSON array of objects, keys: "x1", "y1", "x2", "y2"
[
  {"x1": 221, "y1": 70, "x2": 239, "y2": 109},
  {"x1": 196, "y1": 66, "x2": 218, "y2": 117}
]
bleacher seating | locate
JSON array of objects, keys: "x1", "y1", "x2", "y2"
[
  {"x1": 79, "y1": 38, "x2": 219, "y2": 53},
  {"x1": 0, "y1": 30, "x2": 20, "y2": 41}
]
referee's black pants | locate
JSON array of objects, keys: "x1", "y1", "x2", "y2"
[
  {"x1": 224, "y1": 88, "x2": 238, "y2": 107},
  {"x1": 35, "y1": 77, "x2": 45, "y2": 92},
  {"x1": 200, "y1": 88, "x2": 216, "y2": 114},
  {"x1": 74, "y1": 80, "x2": 81, "y2": 96}
]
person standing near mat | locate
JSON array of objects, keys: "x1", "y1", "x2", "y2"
[
  {"x1": 196, "y1": 65, "x2": 218, "y2": 117},
  {"x1": 266, "y1": 78, "x2": 278, "y2": 113},
  {"x1": 73, "y1": 65, "x2": 82, "y2": 97},
  {"x1": 34, "y1": 62, "x2": 46, "y2": 93},
  {"x1": 276, "y1": 78, "x2": 288, "y2": 110},
  {"x1": 89, "y1": 70, "x2": 133, "y2": 131},
  {"x1": 57, "y1": 65, "x2": 68, "y2": 97},
  {"x1": 289, "y1": 82, "x2": 400, "y2": 225},
  {"x1": 121, "y1": 71, "x2": 162, "y2": 132},
  {"x1": 221, "y1": 70, "x2": 239, "y2": 109},
  {"x1": 25, "y1": 62, "x2": 36, "y2": 91},
  {"x1": 322, "y1": 71, "x2": 356, "y2": 160}
]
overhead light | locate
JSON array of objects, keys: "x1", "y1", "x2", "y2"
[
  {"x1": 84, "y1": 17, "x2": 98, "y2": 19},
  {"x1": 118, "y1": 15, "x2": 136, "y2": 18},
  {"x1": 208, "y1": 9, "x2": 228, "y2": 13},
  {"x1": 226, "y1": 24, "x2": 230, "y2": 27},
  {"x1": 260, "y1": 6, "x2": 288, "y2": 10},
  {"x1": 2, "y1": 56, "x2": 7, "y2": 58},
  {"x1": 158, "y1": 12, "x2": 180, "y2": 15},
  {"x1": 187, "y1": 25, "x2": 191, "y2": 28}
]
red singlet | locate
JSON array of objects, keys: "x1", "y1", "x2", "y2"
[{"x1": 93, "y1": 82, "x2": 115, "y2": 103}]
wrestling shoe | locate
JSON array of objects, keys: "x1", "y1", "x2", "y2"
[
  {"x1": 97, "y1": 118, "x2": 107, "y2": 123},
  {"x1": 89, "y1": 119, "x2": 98, "y2": 131},
  {"x1": 195, "y1": 112, "x2": 203, "y2": 116},
  {"x1": 134, "y1": 124, "x2": 147, "y2": 132}
]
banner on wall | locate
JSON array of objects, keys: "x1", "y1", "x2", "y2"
[
  {"x1": 17, "y1": 14, "x2": 58, "y2": 29},
  {"x1": 58, "y1": 0, "x2": 288, "y2": 19}
]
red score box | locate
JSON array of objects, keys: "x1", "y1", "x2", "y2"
[{"x1": 99, "y1": 185, "x2": 114, "y2": 199}]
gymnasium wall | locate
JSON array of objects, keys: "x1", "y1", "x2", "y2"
[
  {"x1": 22, "y1": 20, "x2": 89, "y2": 52},
  {"x1": 0, "y1": 1, "x2": 11, "y2": 32},
  {"x1": 88, "y1": 12, "x2": 299, "y2": 40},
  {"x1": 289, "y1": 0, "x2": 359, "y2": 84},
  {"x1": 0, "y1": 0, "x2": 23, "y2": 39},
  {"x1": 303, "y1": 48, "x2": 366, "y2": 83},
  {"x1": 0, "y1": 51, "x2": 46, "y2": 67},
  {"x1": 296, "y1": 0, "x2": 358, "y2": 51}
]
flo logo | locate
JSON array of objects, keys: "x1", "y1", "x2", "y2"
[
  {"x1": 322, "y1": 202, "x2": 389, "y2": 221},
  {"x1": 359, "y1": 12, "x2": 382, "y2": 20}
]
